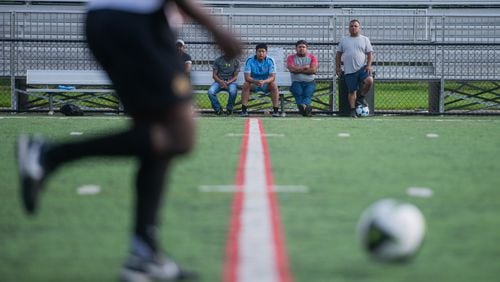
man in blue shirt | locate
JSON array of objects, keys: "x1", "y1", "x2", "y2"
[{"x1": 241, "y1": 43, "x2": 280, "y2": 117}]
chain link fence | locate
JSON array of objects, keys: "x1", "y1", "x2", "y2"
[{"x1": 0, "y1": 7, "x2": 499, "y2": 115}]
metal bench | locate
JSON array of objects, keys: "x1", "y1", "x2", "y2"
[
  {"x1": 190, "y1": 71, "x2": 292, "y2": 116},
  {"x1": 21, "y1": 69, "x2": 294, "y2": 115},
  {"x1": 23, "y1": 69, "x2": 119, "y2": 113}
]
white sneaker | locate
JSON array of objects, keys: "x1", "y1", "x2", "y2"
[
  {"x1": 120, "y1": 252, "x2": 197, "y2": 282},
  {"x1": 17, "y1": 135, "x2": 47, "y2": 214}
]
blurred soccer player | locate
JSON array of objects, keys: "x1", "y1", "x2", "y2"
[{"x1": 16, "y1": 0, "x2": 240, "y2": 281}]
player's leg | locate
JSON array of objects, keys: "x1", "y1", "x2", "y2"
[
  {"x1": 207, "y1": 82, "x2": 223, "y2": 115},
  {"x1": 16, "y1": 122, "x2": 160, "y2": 215},
  {"x1": 123, "y1": 102, "x2": 196, "y2": 281}
]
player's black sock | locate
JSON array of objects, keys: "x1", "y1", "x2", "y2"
[
  {"x1": 273, "y1": 107, "x2": 279, "y2": 113},
  {"x1": 242, "y1": 105, "x2": 248, "y2": 113},
  {"x1": 44, "y1": 124, "x2": 153, "y2": 171},
  {"x1": 134, "y1": 156, "x2": 169, "y2": 254}
]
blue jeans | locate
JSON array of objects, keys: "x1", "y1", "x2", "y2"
[
  {"x1": 290, "y1": 81, "x2": 316, "y2": 105},
  {"x1": 207, "y1": 82, "x2": 238, "y2": 111}
]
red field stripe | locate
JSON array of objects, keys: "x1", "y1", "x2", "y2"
[
  {"x1": 259, "y1": 120, "x2": 294, "y2": 282},
  {"x1": 224, "y1": 118, "x2": 293, "y2": 282},
  {"x1": 223, "y1": 119, "x2": 249, "y2": 282}
]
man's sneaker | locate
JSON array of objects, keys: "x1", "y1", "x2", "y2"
[
  {"x1": 215, "y1": 109, "x2": 223, "y2": 116},
  {"x1": 297, "y1": 104, "x2": 306, "y2": 116},
  {"x1": 226, "y1": 109, "x2": 233, "y2": 116},
  {"x1": 350, "y1": 109, "x2": 358, "y2": 118},
  {"x1": 120, "y1": 252, "x2": 198, "y2": 282},
  {"x1": 272, "y1": 111, "x2": 280, "y2": 117},
  {"x1": 305, "y1": 105, "x2": 313, "y2": 117},
  {"x1": 17, "y1": 135, "x2": 48, "y2": 215},
  {"x1": 240, "y1": 111, "x2": 249, "y2": 117},
  {"x1": 356, "y1": 95, "x2": 368, "y2": 107}
]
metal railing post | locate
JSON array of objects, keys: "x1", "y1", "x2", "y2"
[
  {"x1": 439, "y1": 15, "x2": 446, "y2": 114},
  {"x1": 9, "y1": 11, "x2": 19, "y2": 112}
]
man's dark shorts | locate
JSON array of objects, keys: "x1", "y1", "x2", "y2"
[
  {"x1": 86, "y1": 9, "x2": 192, "y2": 115},
  {"x1": 345, "y1": 66, "x2": 370, "y2": 93}
]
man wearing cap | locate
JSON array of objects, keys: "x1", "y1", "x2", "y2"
[{"x1": 176, "y1": 39, "x2": 192, "y2": 74}]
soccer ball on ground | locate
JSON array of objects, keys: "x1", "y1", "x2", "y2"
[
  {"x1": 355, "y1": 104, "x2": 370, "y2": 117},
  {"x1": 356, "y1": 198, "x2": 426, "y2": 262}
]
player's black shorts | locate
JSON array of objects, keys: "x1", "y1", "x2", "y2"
[{"x1": 85, "y1": 8, "x2": 192, "y2": 115}]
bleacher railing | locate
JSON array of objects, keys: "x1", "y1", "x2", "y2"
[{"x1": 0, "y1": 9, "x2": 499, "y2": 114}]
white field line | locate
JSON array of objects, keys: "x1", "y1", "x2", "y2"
[
  {"x1": 199, "y1": 185, "x2": 309, "y2": 193},
  {"x1": 76, "y1": 184, "x2": 101, "y2": 195},
  {"x1": 224, "y1": 118, "x2": 292, "y2": 282},
  {"x1": 226, "y1": 133, "x2": 285, "y2": 137}
]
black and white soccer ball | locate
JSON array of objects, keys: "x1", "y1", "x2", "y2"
[
  {"x1": 357, "y1": 198, "x2": 426, "y2": 262},
  {"x1": 355, "y1": 104, "x2": 370, "y2": 117}
]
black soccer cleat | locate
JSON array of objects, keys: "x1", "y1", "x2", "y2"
[{"x1": 17, "y1": 135, "x2": 48, "y2": 215}]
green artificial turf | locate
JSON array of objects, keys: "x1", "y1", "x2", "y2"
[{"x1": 0, "y1": 115, "x2": 499, "y2": 282}]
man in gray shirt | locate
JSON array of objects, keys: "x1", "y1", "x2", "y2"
[
  {"x1": 336, "y1": 19, "x2": 374, "y2": 117},
  {"x1": 208, "y1": 54, "x2": 240, "y2": 115}
]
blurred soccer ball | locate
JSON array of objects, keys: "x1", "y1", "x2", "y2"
[
  {"x1": 355, "y1": 104, "x2": 370, "y2": 117},
  {"x1": 357, "y1": 198, "x2": 426, "y2": 262}
]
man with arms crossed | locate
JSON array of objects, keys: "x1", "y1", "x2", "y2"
[
  {"x1": 336, "y1": 19, "x2": 374, "y2": 118},
  {"x1": 287, "y1": 40, "x2": 318, "y2": 117}
]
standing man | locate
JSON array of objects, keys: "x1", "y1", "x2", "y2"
[
  {"x1": 336, "y1": 19, "x2": 374, "y2": 118},
  {"x1": 16, "y1": 0, "x2": 240, "y2": 281},
  {"x1": 176, "y1": 39, "x2": 192, "y2": 74},
  {"x1": 241, "y1": 43, "x2": 280, "y2": 117},
  {"x1": 207, "y1": 53, "x2": 240, "y2": 115},
  {"x1": 287, "y1": 40, "x2": 318, "y2": 117}
]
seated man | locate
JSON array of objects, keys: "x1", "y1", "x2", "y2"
[
  {"x1": 287, "y1": 40, "x2": 318, "y2": 117},
  {"x1": 207, "y1": 53, "x2": 240, "y2": 115},
  {"x1": 241, "y1": 43, "x2": 280, "y2": 117}
]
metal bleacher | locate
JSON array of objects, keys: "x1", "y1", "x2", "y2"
[{"x1": 1, "y1": 0, "x2": 499, "y2": 114}]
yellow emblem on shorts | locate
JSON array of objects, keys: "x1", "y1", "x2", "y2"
[{"x1": 172, "y1": 74, "x2": 191, "y2": 97}]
